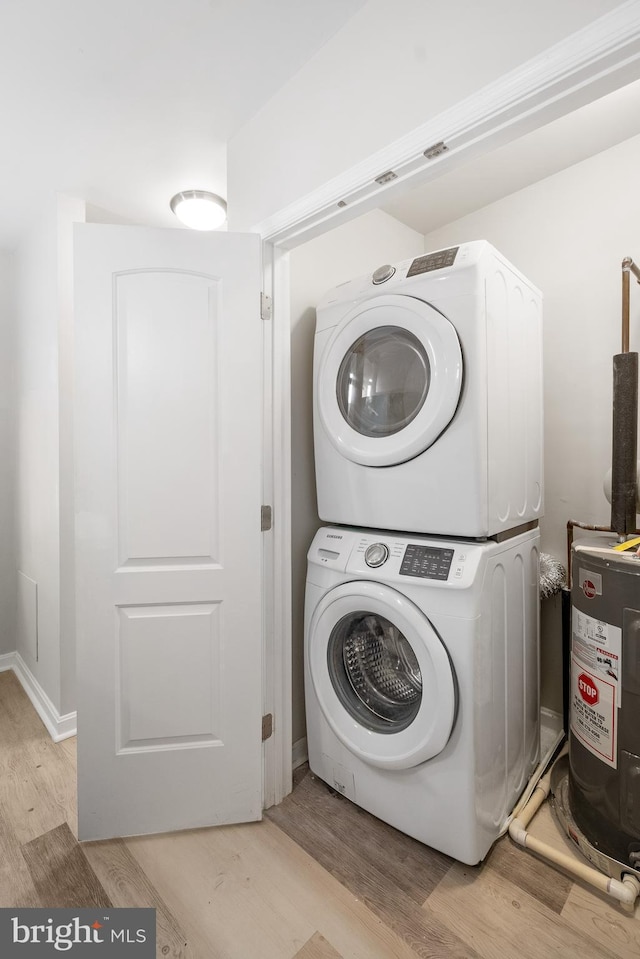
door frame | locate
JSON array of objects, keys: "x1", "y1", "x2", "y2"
[{"x1": 258, "y1": 2, "x2": 640, "y2": 806}]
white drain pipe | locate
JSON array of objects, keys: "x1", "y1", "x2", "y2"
[{"x1": 508, "y1": 750, "x2": 640, "y2": 910}]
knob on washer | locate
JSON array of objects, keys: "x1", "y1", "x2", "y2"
[{"x1": 365, "y1": 543, "x2": 389, "y2": 567}]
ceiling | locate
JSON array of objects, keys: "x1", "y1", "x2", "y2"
[
  {"x1": 0, "y1": 0, "x2": 367, "y2": 250},
  {"x1": 381, "y1": 78, "x2": 640, "y2": 236},
  {"x1": 3, "y1": 2, "x2": 639, "y2": 253}
]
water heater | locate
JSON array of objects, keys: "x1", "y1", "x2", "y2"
[{"x1": 570, "y1": 543, "x2": 640, "y2": 869}]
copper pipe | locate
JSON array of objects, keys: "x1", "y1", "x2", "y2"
[
  {"x1": 623, "y1": 268, "x2": 630, "y2": 353},
  {"x1": 566, "y1": 520, "x2": 613, "y2": 589},
  {"x1": 622, "y1": 257, "x2": 640, "y2": 353},
  {"x1": 622, "y1": 256, "x2": 640, "y2": 282}
]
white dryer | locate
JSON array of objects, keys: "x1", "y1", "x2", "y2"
[
  {"x1": 304, "y1": 525, "x2": 540, "y2": 865},
  {"x1": 313, "y1": 240, "x2": 543, "y2": 537}
]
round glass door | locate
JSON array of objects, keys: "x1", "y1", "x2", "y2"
[
  {"x1": 336, "y1": 327, "x2": 430, "y2": 438},
  {"x1": 327, "y1": 611, "x2": 422, "y2": 733},
  {"x1": 317, "y1": 294, "x2": 462, "y2": 467},
  {"x1": 308, "y1": 581, "x2": 457, "y2": 770}
]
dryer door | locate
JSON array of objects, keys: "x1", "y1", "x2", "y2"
[
  {"x1": 308, "y1": 580, "x2": 457, "y2": 770},
  {"x1": 317, "y1": 294, "x2": 462, "y2": 467}
]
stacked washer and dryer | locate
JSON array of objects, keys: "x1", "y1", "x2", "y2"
[{"x1": 304, "y1": 241, "x2": 545, "y2": 865}]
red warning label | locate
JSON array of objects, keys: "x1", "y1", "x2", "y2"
[
  {"x1": 570, "y1": 659, "x2": 617, "y2": 768},
  {"x1": 577, "y1": 673, "x2": 599, "y2": 706}
]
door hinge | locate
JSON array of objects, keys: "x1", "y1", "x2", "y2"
[
  {"x1": 260, "y1": 292, "x2": 272, "y2": 321},
  {"x1": 261, "y1": 505, "x2": 272, "y2": 531},
  {"x1": 262, "y1": 713, "x2": 273, "y2": 741}
]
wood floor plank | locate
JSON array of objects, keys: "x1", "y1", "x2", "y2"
[
  {"x1": 294, "y1": 931, "x2": 344, "y2": 959},
  {"x1": 268, "y1": 770, "x2": 453, "y2": 904},
  {"x1": 0, "y1": 741, "x2": 65, "y2": 845},
  {"x1": 266, "y1": 774, "x2": 480, "y2": 959},
  {"x1": 83, "y1": 837, "x2": 192, "y2": 959},
  {"x1": 0, "y1": 806, "x2": 41, "y2": 908},
  {"x1": 0, "y1": 671, "x2": 48, "y2": 743},
  {"x1": 234, "y1": 819, "x2": 425, "y2": 959},
  {"x1": 526, "y1": 802, "x2": 580, "y2": 854},
  {"x1": 57, "y1": 735, "x2": 77, "y2": 766},
  {"x1": 0, "y1": 673, "x2": 77, "y2": 844},
  {"x1": 3, "y1": 666, "x2": 638, "y2": 958},
  {"x1": 560, "y1": 883, "x2": 640, "y2": 956},
  {"x1": 29, "y1": 735, "x2": 78, "y2": 839},
  {"x1": 127, "y1": 819, "x2": 424, "y2": 959},
  {"x1": 427, "y1": 857, "x2": 626, "y2": 959},
  {"x1": 21, "y1": 822, "x2": 112, "y2": 909},
  {"x1": 127, "y1": 824, "x2": 314, "y2": 959},
  {"x1": 482, "y1": 834, "x2": 572, "y2": 915}
]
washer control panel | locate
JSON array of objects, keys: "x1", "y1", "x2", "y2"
[
  {"x1": 364, "y1": 542, "x2": 389, "y2": 568},
  {"x1": 399, "y1": 544, "x2": 454, "y2": 580},
  {"x1": 352, "y1": 534, "x2": 459, "y2": 582},
  {"x1": 310, "y1": 528, "x2": 485, "y2": 589}
]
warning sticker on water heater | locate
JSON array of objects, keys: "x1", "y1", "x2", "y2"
[
  {"x1": 571, "y1": 609, "x2": 621, "y2": 767},
  {"x1": 571, "y1": 608, "x2": 622, "y2": 701},
  {"x1": 570, "y1": 659, "x2": 617, "y2": 767}
]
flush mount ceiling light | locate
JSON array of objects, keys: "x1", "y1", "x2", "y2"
[{"x1": 169, "y1": 190, "x2": 227, "y2": 230}]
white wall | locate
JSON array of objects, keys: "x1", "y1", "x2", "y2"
[
  {"x1": 14, "y1": 194, "x2": 85, "y2": 715},
  {"x1": 289, "y1": 208, "x2": 423, "y2": 745},
  {"x1": 0, "y1": 251, "x2": 16, "y2": 655},
  {"x1": 422, "y1": 133, "x2": 640, "y2": 564},
  {"x1": 58, "y1": 195, "x2": 85, "y2": 714},
  {"x1": 421, "y1": 133, "x2": 640, "y2": 712},
  {"x1": 15, "y1": 200, "x2": 60, "y2": 703},
  {"x1": 228, "y1": 0, "x2": 621, "y2": 230}
]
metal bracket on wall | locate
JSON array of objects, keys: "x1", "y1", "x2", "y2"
[
  {"x1": 424, "y1": 140, "x2": 449, "y2": 159},
  {"x1": 374, "y1": 170, "x2": 398, "y2": 185},
  {"x1": 261, "y1": 505, "x2": 273, "y2": 531}
]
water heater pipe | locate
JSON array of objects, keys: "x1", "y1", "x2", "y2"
[
  {"x1": 565, "y1": 520, "x2": 615, "y2": 588},
  {"x1": 508, "y1": 747, "x2": 640, "y2": 909},
  {"x1": 622, "y1": 257, "x2": 640, "y2": 353},
  {"x1": 611, "y1": 258, "x2": 640, "y2": 538}
]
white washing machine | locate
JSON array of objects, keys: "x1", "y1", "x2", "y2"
[
  {"x1": 304, "y1": 525, "x2": 540, "y2": 865},
  {"x1": 313, "y1": 240, "x2": 543, "y2": 537}
]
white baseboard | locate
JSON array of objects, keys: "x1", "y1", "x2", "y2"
[
  {"x1": 292, "y1": 736, "x2": 308, "y2": 770},
  {"x1": 0, "y1": 652, "x2": 16, "y2": 673},
  {"x1": 2, "y1": 652, "x2": 77, "y2": 742}
]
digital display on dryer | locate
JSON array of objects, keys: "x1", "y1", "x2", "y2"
[
  {"x1": 400, "y1": 545, "x2": 454, "y2": 580},
  {"x1": 406, "y1": 247, "x2": 458, "y2": 277}
]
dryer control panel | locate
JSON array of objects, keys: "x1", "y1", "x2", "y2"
[{"x1": 406, "y1": 246, "x2": 459, "y2": 277}]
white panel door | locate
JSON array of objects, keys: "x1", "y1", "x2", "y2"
[{"x1": 74, "y1": 224, "x2": 264, "y2": 840}]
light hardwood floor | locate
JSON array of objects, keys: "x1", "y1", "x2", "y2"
[{"x1": 1, "y1": 669, "x2": 638, "y2": 958}]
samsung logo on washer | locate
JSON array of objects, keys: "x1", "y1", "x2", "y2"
[{"x1": 1, "y1": 908, "x2": 155, "y2": 955}]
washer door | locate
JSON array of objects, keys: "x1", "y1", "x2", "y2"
[
  {"x1": 308, "y1": 581, "x2": 457, "y2": 770},
  {"x1": 317, "y1": 294, "x2": 462, "y2": 467}
]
